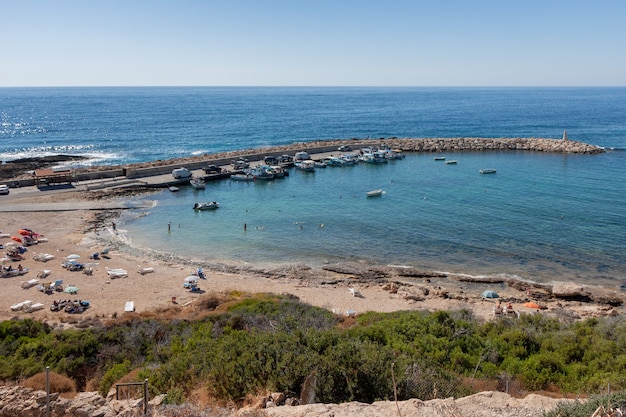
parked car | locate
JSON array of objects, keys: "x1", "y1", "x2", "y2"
[
  {"x1": 294, "y1": 151, "x2": 310, "y2": 161},
  {"x1": 338, "y1": 145, "x2": 352, "y2": 152},
  {"x1": 0, "y1": 185, "x2": 10, "y2": 195},
  {"x1": 263, "y1": 156, "x2": 278, "y2": 165},
  {"x1": 204, "y1": 165, "x2": 221, "y2": 174}
]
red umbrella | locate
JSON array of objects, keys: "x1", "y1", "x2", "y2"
[
  {"x1": 18, "y1": 229, "x2": 32, "y2": 236},
  {"x1": 524, "y1": 302, "x2": 543, "y2": 309},
  {"x1": 11, "y1": 236, "x2": 22, "y2": 243}
]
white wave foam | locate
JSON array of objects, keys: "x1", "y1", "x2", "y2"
[{"x1": 0, "y1": 145, "x2": 124, "y2": 167}]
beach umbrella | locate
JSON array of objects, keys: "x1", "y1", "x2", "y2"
[
  {"x1": 18, "y1": 229, "x2": 32, "y2": 236},
  {"x1": 11, "y1": 236, "x2": 22, "y2": 243},
  {"x1": 184, "y1": 276, "x2": 198, "y2": 283},
  {"x1": 65, "y1": 254, "x2": 81, "y2": 260},
  {"x1": 482, "y1": 290, "x2": 499, "y2": 299},
  {"x1": 64, "y1": 285, "x2": 79, "y2": 294},
  {"x1": 524, "y1": 302, "x2": 542, "y2": 309}
]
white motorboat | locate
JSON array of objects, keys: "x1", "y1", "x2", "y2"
[
  {"x1": 366, "y1": 189, "x2": 384, "y2": 197},
  {"x1": 434, "y1": 156, "x2": 446, "y2": 161},
  {"x1": 168, "y1": 186, "x2": 180, "y2": 192},
  {"x1": 295, "y1": 160, "x2": 315, "y2": 171},
  {"x1": 190, "y1": 177, "x2": 206, "y2": 189},
  {"x1": 361, "y1": 151, "x2": 388, "y2": 164},
  {"x1": 322, "y1": 157, "x2": 346, "y2": 166},
  {"x1": 231, "y1": 173, "x2": 255, "y2": 181},
  {"x1": 193, "y1": 201, "x2": 220, "y2": 210},
  {"x1": 248, "y1": 166, "x2": 275, "y2": 180},
  {"x1": 340, "y1": 154, "x2": 358, "y2": 165},
  {"x1": 479, "y1": 169, "x2": 497, "y2": 174},
  {"x1": 445, "y1": 160, "x2": 458, "y2": 164}
]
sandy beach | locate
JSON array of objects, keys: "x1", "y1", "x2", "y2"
[{"x1": 1, "y1": 186, "x2": 624, "y2": 327}]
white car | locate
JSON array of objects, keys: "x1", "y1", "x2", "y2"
[{"x1": 0, "y1": 185, "x2": 9, "y2": 195}]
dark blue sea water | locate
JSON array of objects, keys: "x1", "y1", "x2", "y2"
[{"x1": 1, "y1": 87, "x2": 625, "y2": 286}]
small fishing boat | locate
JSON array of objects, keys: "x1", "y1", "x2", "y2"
[
  {"x1": 479, "y1": 169, "x2": 497, "y2": 174},
  {"x1": 445, "y1": 160, "x2": 458, "y2": 164},
  {"x1": 295, "y1": 160, "x2": 315, "y2": 171},
  {"x1": 193, "y1": 201, "x2": 219, "y2": 210},
  {"x1": 230, "y1": 173, "x2": 255, "y2": 181},
  {"x1": 434, "y1": 156, "x2": 446, "y2": 161},
  {"x1": 168, "y1": 186, "x2": 180, "y2": 192},
  {"x1": 190, "y1": 177, "x2": 206, "y2": 189},
  {"x1": 366, "y1": 189, "x2": 384, "y2": 197}
]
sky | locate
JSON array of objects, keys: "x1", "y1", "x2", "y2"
[{"x1": 2, "y1": 0, "x2": 625, "y2": 87}]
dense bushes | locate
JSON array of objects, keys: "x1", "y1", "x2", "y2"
[{"x1": 3, "y1": 293, "x2": 626, "y2": 405}]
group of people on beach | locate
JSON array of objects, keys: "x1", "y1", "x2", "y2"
[{"x1": 494, "y1": 300, "x2": 514, "y2": 316}]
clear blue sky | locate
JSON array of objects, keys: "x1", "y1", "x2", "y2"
[{"x1": 2, "y1": 0, "x2": 625, "y2": 87}]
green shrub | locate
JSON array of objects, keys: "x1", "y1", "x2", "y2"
[{"x1": 99, "y1": 359, "x2": 133, "y2": 396}]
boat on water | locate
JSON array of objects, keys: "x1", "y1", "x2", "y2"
[
  {"x1": 295, "y1": 160, "x2": 316, "y2": 171},
  {"x1": 193, "y1": 201, "x2": 219, "y2": 210},
  {"x1": 323, "y1": 156, "x2": 346, "y2": 166},
  {"x1": 269, "y1": 166, "x2": 288, "y2": 177},
  {"x1": 248, "y1": 165, "x2": 275, "y2": 180},
  {"x1": 190, "y1": 177, "x2": 206, "y2": 189},
  {"x1": 445, "y1": 160, "x2": 458, "y2": 164},
  {"x1": 361, "y1": 151, "x2": 388, "y2": 164},
  {"x1": 479, "y1": 169, "x2": 497, "y2": 174},
  {"x1": 340, "y1": 154, "x2": 358, "y2": 165},
  {"x1": 366, "y1": 189, "x2": 384, "y2": 197},
  {"x1": 168, "y1": 186, "x2": 180, "y2": 192},
  {"x1": 230, "y1": 173, "x2": 255, "y2": 181},
  {"x1": 434, "y1": 156, "x2": 446, "y2": 161}
]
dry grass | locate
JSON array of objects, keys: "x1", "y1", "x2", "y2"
[
  {"x1": 22, "y1": 371, "x2": 77, "y2": 398},
  {"x1": 463, "y1": 377, "x2": 499, "y2": 394}
]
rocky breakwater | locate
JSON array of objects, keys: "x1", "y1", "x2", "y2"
[{"x1": 376, "y1": 137, "x2": 605, "y2": 154}]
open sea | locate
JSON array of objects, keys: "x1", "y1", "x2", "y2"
[{"x1": 1, "y1": 87, "x2": 625, "y2": 287}]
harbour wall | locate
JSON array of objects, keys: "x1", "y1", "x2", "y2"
[
  {"x1": 121, "y1": 137, "x2": 605, "y2": 179},
  {"x1": 3, "y1": 137, "x2": 604, "y2": 187}
]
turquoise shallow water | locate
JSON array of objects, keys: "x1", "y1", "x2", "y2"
[
  {"x1": 2, "y1": 87, "x2": 625, "y2": 286},
  {"x1": 121, "y1": 149, "x2": 626, "y2": 286}
]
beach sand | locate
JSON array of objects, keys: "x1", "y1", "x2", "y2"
[{"x1": 1, "y1": 189, "x2": 623, "y2": 327}]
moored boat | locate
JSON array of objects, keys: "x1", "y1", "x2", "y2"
[
  {"x1": 190, "y1": 177, "x2": 206, "y2": 189},
  {"x1": 366, "y1": 188, "x2": 384, "y2": 197},
  {"x1": 231, "y1": 173, "x2": 255, "y2": 181},
  {"x1": 434, "y1": 156, "x2": 446, "y2": 161},
  {"x1": 295, "y1": 160, "x2": 315, "y2": 171},
  {"x1": 479, "y1": 169, "x2": 497, "y2": 174},
  {"x1": 248, "y1": 165, "x2": 275, "y2": 180},
  {"x1": 193, "y1": 201, "x2": 219, "y2": 210},
  {"x1": 445, "y1": 160, "x2": 458, "y2": 164}
]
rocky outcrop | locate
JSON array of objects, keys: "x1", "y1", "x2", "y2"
[
  {"x1": 0, "y1": 385, "x2": 576, "y2": 417},
  {"x1": 0, "y1": 385, "x2": 164, "y2": 417}
]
